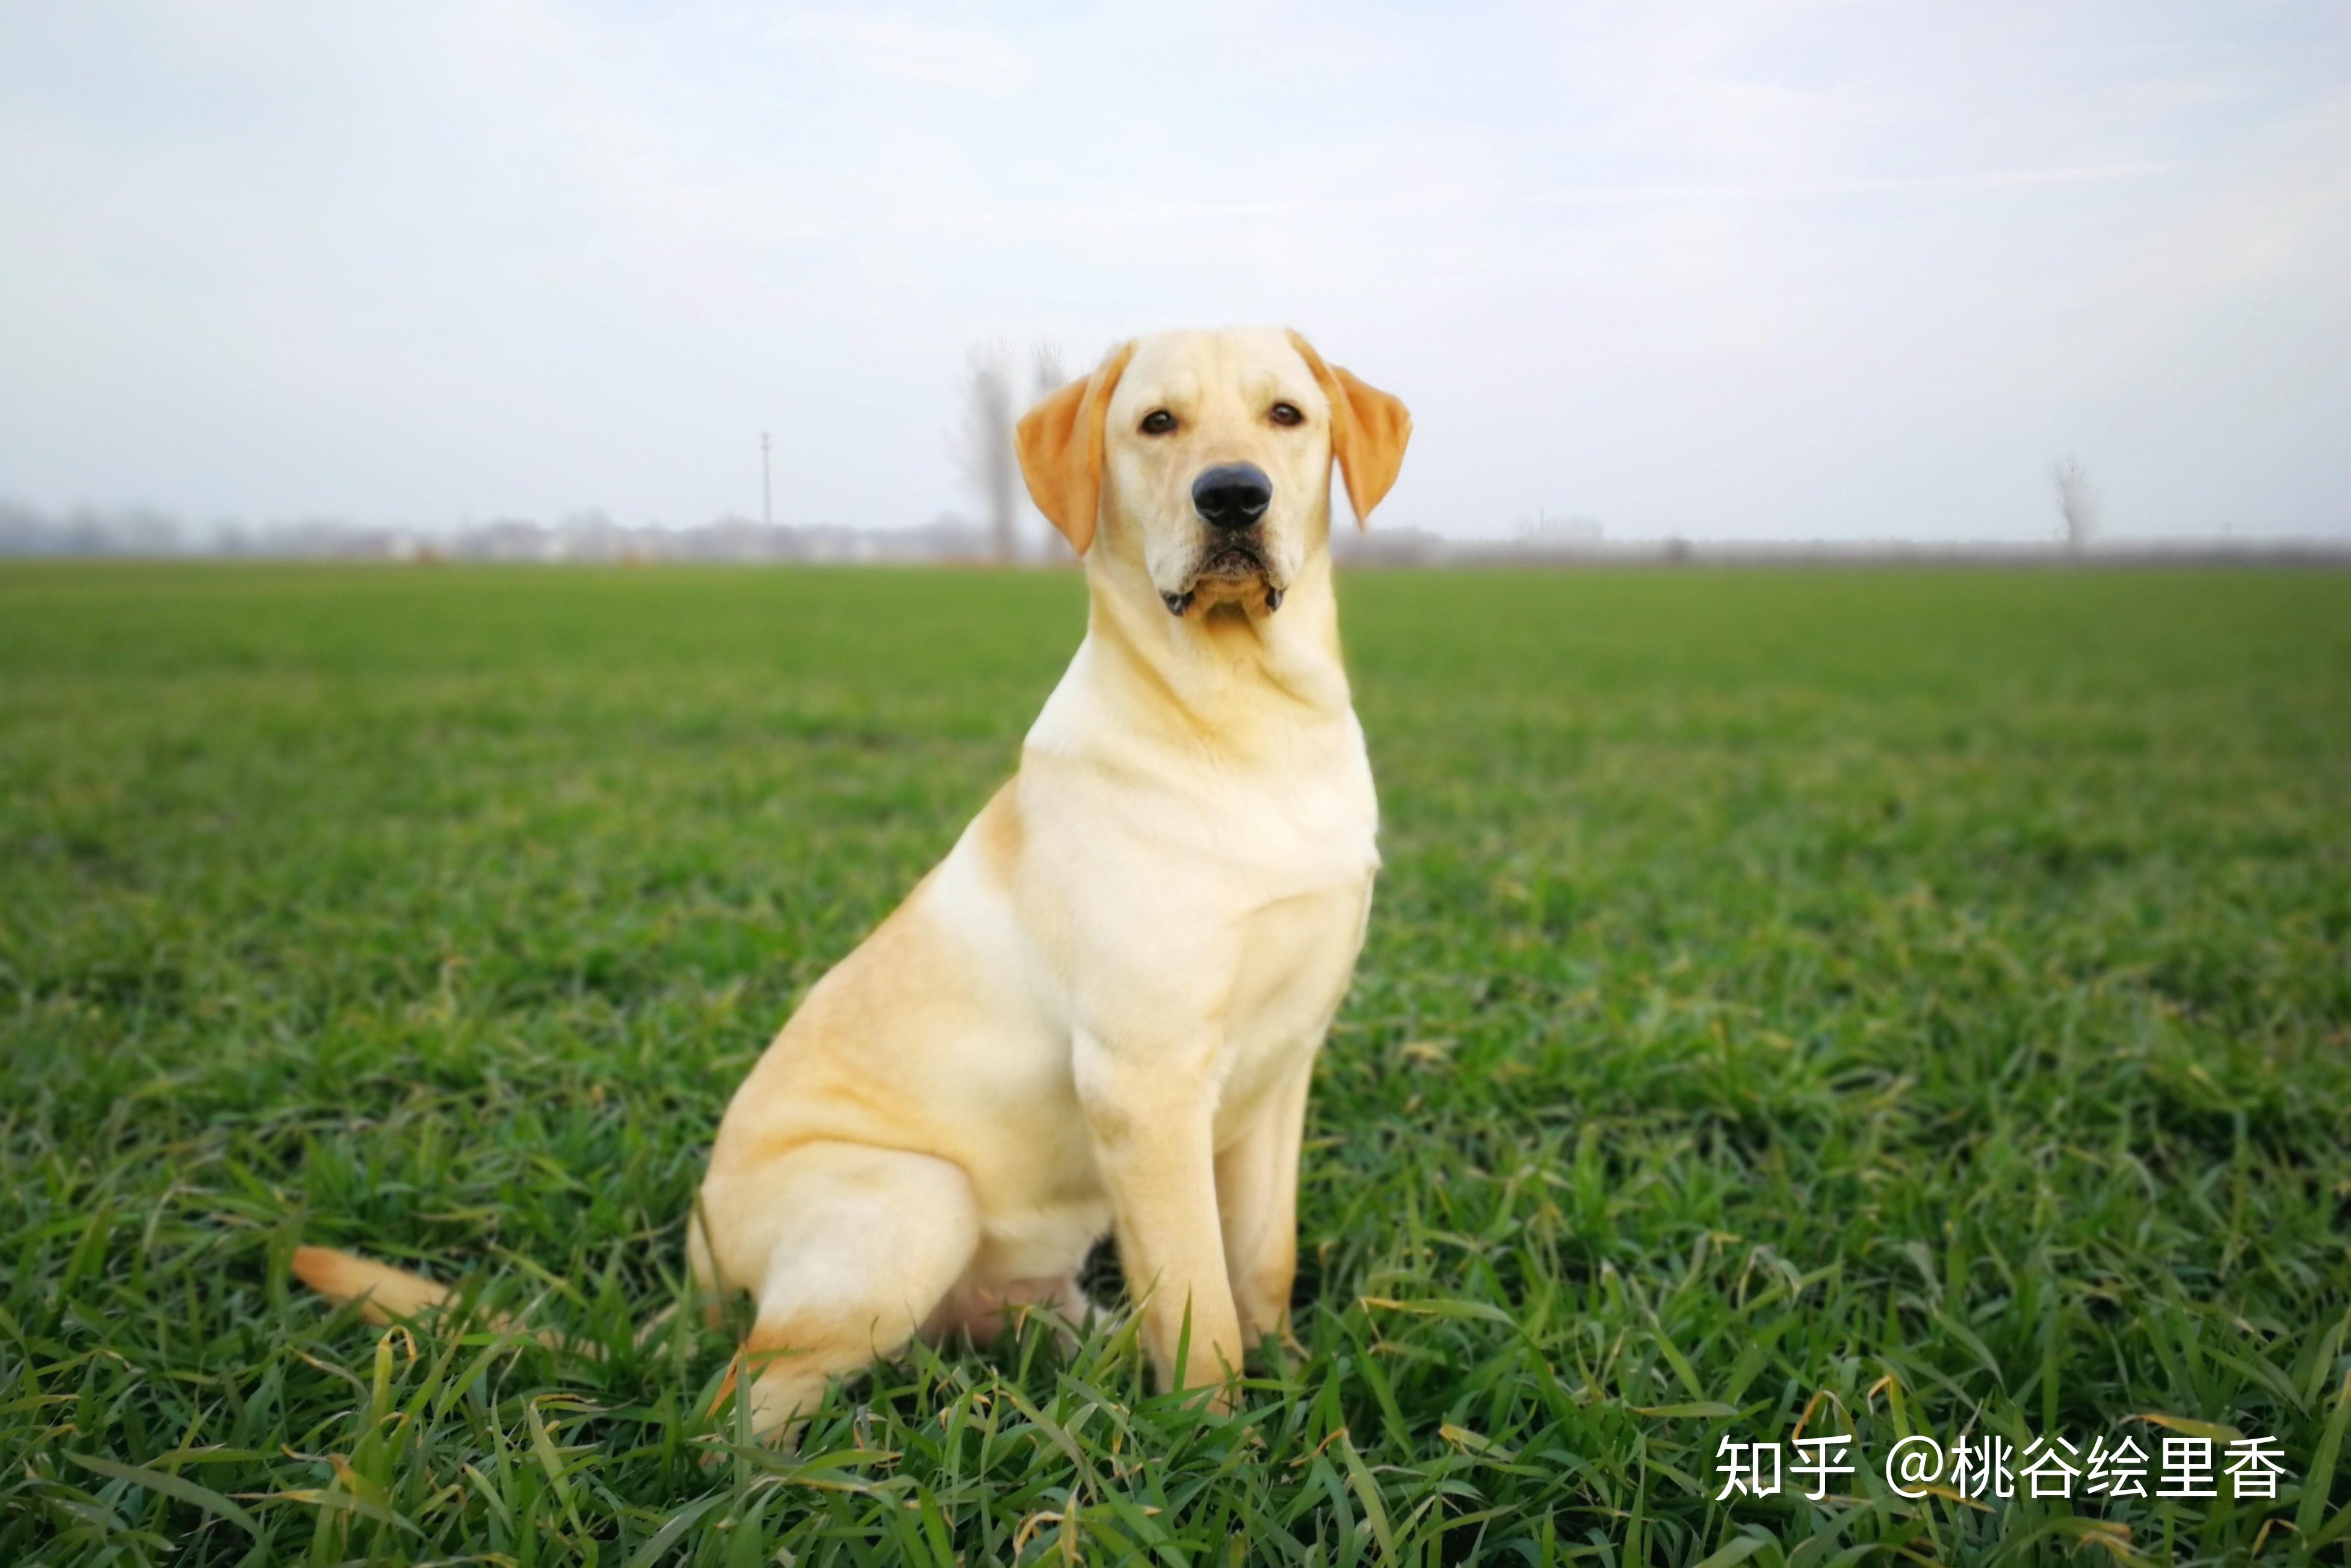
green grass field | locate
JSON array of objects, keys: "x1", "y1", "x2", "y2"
[{"x1": 4, "y1": 562, "x2": 2349, "y2": 1567}]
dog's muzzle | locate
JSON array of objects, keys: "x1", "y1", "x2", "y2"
[{"x1": 1162, "y1": 463, "x2": 1284, "y2": 617}]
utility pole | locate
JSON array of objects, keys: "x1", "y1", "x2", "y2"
[{"x1": 761, "y1": 433, "x2": 772, "y2": 528}]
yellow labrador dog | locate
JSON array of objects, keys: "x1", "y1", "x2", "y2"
[{"x1": 295, "y1": 327, "x2": 1410, "y2": 1440}]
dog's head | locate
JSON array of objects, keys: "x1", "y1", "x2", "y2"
[{"x1": 1016, "y1": 328, "x2": 1410, "y2": 617}]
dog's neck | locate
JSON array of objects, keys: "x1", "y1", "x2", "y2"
[{"x1": 1069, "y1": 531, "x2": 1356, "y2": 766}]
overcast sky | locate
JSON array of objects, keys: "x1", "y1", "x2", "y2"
[{"x1": 3, "y1": 1, "x2": 2347, "y2": 543}]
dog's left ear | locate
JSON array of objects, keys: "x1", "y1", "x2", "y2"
[
  {"x1": 1288, "y1": 331, "x2": 1412, "y2": 526},
  {"x1": 1016, "y1": 341, "x2": 1136, "y2": 557}
]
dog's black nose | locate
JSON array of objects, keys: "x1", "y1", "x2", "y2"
[{"x1": 1191, "y1": 464, "x2": 1272, "y2": 532}]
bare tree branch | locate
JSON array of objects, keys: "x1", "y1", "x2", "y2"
[
  {"x1": 2050, "y1": 455, "x2": 2098, "y2": 550},
  {"x1": 959, "y1": 343, "x2": 1021, "y2": 565}
]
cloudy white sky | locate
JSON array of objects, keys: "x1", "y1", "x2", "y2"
[{"x1": 3, "y1": 1, "x2": 2347, "y2": 542}]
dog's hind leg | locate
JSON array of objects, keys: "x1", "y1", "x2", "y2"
[
  {"x1": 923, "y1": 1269, "x2": 1093, "y2": 1351},
  {"x1": 705, "y1": 1142, "x2": 980, "y2": 1443},
  {"x1": 685, "y1": 1210, "x2": 729, "y2": 1331}
]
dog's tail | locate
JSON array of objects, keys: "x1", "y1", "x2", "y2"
[
  {"x1": 290, "y1": 1245, "x2": 676, "y2": 1356},
  {"x1": 291, "y1": 1246, "x2": 457, "y2": 1324}
]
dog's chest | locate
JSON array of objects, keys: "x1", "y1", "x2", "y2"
[{"x1": 1213, "y1": 872, "x2": 1373, "y2": 1138}]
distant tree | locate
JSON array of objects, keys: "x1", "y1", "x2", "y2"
[
  {"x1": 961, "y1": 341, "x2": 1070, "y2": 564},
  {"x1": 1033, "y1": 343, "x2": 1067, "y2": 402},
  {"x1": 959, "y1": 344, "x2": 1021, "y2": 565},
  {"x1": 2051, "y1": 455, "x2": 2098, "y2": 550}
]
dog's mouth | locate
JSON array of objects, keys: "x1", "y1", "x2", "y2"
[
  {"x1": 1196, "y1": 542, "x2": 1265, "y2": 581},
  {"x1": 1162, "y1": 538, "x2": 1284, "y2": 618}
]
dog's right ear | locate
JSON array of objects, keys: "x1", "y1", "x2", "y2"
[{"x1": 1016, "y1": 341, "x2": 1135, "y2": 557}]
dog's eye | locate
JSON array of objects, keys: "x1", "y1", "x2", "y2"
[
  {"x1": 1269, "y1": 403, "x2": 1304, "y2": 427},
  {"x1": 1139, "y1": 409, "x2": 1178, "y2": 436}
]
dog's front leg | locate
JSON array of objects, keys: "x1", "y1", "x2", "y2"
[
  {"x1": 1075, "y1": 1030, "x2": 1245, "y2": 1406},
  {"x1": 1216, "y1": 1049, "x2": 1315, "y2": 1350}
]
